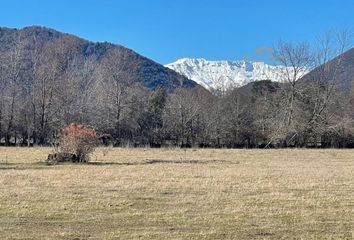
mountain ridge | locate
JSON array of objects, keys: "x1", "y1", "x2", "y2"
[
  {"x1": 165, "y1": 58, "x2": 291, "y2": 91},
  {"x1": 0, "y1": 25, "x2": 198, "y2": 91}
]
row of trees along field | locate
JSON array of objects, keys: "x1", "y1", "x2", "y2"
[{"x1": 0, "y1": 29, "x2": 353, "y2": 148}]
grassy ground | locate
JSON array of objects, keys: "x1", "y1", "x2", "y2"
[{"x1": 0, "y1": 147, "x2": 353, "y2": 239}]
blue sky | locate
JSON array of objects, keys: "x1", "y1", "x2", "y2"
[{"x1": 1, "y1": 0, "x2": 354, "y2": 64}]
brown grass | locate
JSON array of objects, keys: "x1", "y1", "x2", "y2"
[{"x1": 0, "y1": 147, "x2": 353, "y2": 239}]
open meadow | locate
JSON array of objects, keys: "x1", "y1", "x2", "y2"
[{"x1": 0, "y1": 147, "x2": 354, "y2": 239}]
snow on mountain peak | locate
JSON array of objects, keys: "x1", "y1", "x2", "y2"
[{"x1": 165, "y1": 58, "x2": 299, "y2": 91}]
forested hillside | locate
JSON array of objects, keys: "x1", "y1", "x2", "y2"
[
  {"x1": 0, "y1": 26, "x2": 354, "y2": 148},
  {"x1": 0, "y1": 26, "x2": 197, "y2": 146}
]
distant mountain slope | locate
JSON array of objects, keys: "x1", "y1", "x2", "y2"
[
  {"x1": 301, "y1": 47, "x2": 354, "y2": 92},
  {"x1": 0, "y1": 25, "x2": 197, "y2": 91},
  {"x1": 165, "y1": 58, "x2": 291, "y2": 91}
]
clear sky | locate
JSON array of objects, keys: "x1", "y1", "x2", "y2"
[{"x1": 1, "y1": 0, "x2": 354, "y2": 64}]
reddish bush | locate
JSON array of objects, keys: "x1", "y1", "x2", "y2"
[{"x1": 57, "y1": 123, "x2": 98, "y2": 162}]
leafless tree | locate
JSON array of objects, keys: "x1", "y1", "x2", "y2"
[
  {"x1": 76, "y1": 56, "x2": 97, "y2": 124},
  {"x1": 163, "y1": 87, "x2": 207, "y2": 147},
  {"x1": 273, "y1": 41, "x2": 313, "y2": 128},
  {"x1": 95, "y1": 48, "x2": 133, "y2": 144},
  {"x1": 302, "y1": 28, "x2": 353, "y2": 145},
  {"x1": 32, "y1": 36, "x2": 79, "y2": 144},
  {"x1": 1, "y1": 34, "x2": 26, "y2": 145}
]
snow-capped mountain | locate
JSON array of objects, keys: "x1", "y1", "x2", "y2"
[{"x1": 165, "y1": 58, "x2": 297, "y2": 91}]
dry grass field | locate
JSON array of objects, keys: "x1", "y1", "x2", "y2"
[{"x1": 0, "y1": 147, "x2": 354, "y2": 239}]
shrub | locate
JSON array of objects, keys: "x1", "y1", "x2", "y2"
[{"x1": 55, "y1": 123, "x2": 98, "y2": 162}]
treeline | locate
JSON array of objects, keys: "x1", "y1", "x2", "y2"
[{"x1": 1, "y1": 28, "x2": 354, "y2": 148}]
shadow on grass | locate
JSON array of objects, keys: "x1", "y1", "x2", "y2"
[
  {"x1": 0, "y1": 161, "x2": 56, "y2": 170},
  {"x1": 88, "y1": 159, "x2": 239, "y2": 165},
  {"x1": 0, "y1": 159, "x2": 240, "y2": 170}
]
